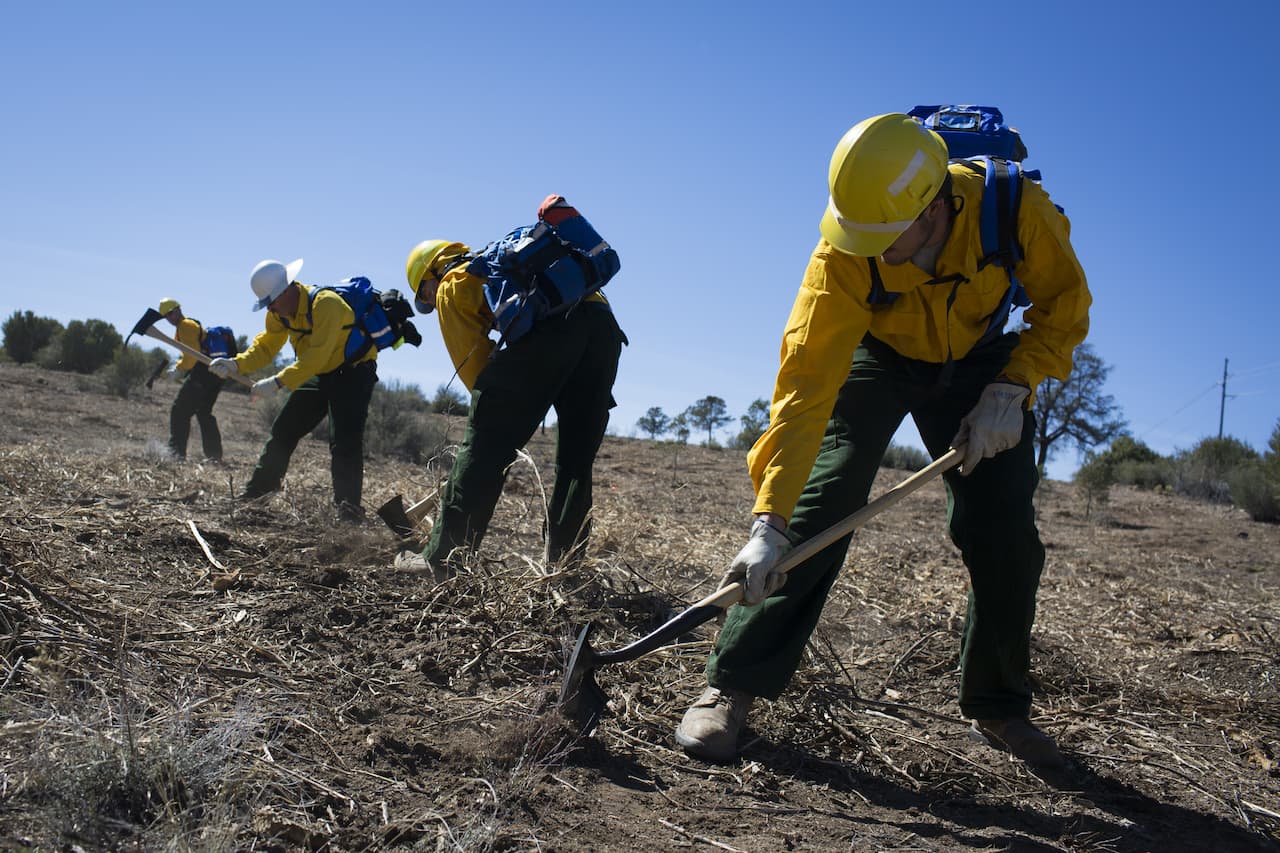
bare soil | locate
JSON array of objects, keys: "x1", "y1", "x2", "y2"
[{"x1": 1, "y1": 360, "x2": 1278, "y2": 851}]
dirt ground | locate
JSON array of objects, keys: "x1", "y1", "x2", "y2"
[{"x1": 1, "y1": 360, "x2": 1278, "y2": 851}]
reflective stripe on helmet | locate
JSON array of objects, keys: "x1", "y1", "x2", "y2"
[
  {"x1": 887, "y1": 149, "x2": 928, "y2": 195},
  {"x1": 826, "y1": 197, "x2": 915, "y2": 234}
]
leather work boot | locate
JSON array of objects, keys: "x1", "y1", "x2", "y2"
[
  {"x1": 970, "y1": 717, "x2": 1066, "y2": 769},
  {"x1": 674, "y1": 686, "x2": 755, "y2": 763}
]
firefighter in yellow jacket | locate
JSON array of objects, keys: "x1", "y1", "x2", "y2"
[
  {"x1": 675, "y1": 113, "x2": 1091, "y2": 768},
  {"x1": 401, "y1": 201, "x2": 625, "y2": 574},
  {"x1": 159, "y1": 298, "x2": 225, "y2": 462},
  {"x1": 209, "y1": 258, "x2": 378, "y2": 522}
]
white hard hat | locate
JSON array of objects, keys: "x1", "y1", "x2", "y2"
[{"x1": 250, "y1": 258, "x2": 304, "y2": 311}]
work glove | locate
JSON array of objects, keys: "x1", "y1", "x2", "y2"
[
  {"x1": 251, "y1": 375, "x2": 281, "y2": 402},
  {"x1": 720, "y1": 518, "x2": 792, "y2": 606},
  {"x1": 952, "y1": 379, "x2": 1031, "y2": 475},
  {"x1": 208, "y1": 357, "x2": 239, "y2": 378}
]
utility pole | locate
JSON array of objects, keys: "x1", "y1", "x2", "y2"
[{"x1": 1218, "y1": 357, "x2": 1229, "y2": 439}]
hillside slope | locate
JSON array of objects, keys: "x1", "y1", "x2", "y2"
[{"x1": 1, "y1": 361, "x2": 1278, "y2": 851}]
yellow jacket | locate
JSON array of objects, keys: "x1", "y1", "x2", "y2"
[
  {"x1": 435, "y1": 248, "x2": 608, "y2": 392},
  {"x1": 749, "y1": 163, "x2": 1091, "y2": 520},
  {"x1": 234, "y1": 284, "x2": 376, "y2": 390},
  {"x1": 174, "y1": 318, "x2": 203, "y2": 371}
]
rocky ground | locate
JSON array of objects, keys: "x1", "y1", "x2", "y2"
[{"x1": 1, "y1": 360, "x2": 1278, "y2": 851}]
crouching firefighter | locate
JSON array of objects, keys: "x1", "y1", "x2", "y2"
[
  {"x1": 674, "y1": 113, "x2": 1091, "y2": 769},
  {"x1": 400, "y1": 195, "x2": 627, "y2": 576},
  {"x1": 209, "y1": 258, "x2": 379, "y2": 522}
]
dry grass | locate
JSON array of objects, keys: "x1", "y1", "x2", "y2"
[{"x1": 1, "y1": 361, "x2": 1278, "y2": 850}]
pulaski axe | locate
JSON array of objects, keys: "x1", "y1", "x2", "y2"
[
  {"x1": 376, "y1": 493, "x2": 435, "y2": 539},
  {"x1": 144, "y1": 355, "x2": 170, "y2": 389},
  {"x1": 125, "y1": 307, "x2": 253, "y2": 388},
  {"x1": 558, "y1": 447, "x2": 964, "y2": 734}
]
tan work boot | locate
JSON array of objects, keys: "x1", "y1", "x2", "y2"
[
  {"x1": 970, "y1": 717, "x2": 1066, "y2": 769},
  {"x1": 674, "y1": 686, "x2": 754, "y2": 763},
  {"x1": 392, "y1": 550, "x2": 452, "y2": 584}
]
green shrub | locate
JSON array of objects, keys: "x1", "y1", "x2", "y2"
[
  {"x1": 103, "y1": 345, "x2": 154, "y2": 398},
  {"x1": 56, "y1": 319, "x2": 123, "y2": 373},
  {"x1": 1111, "y1": 458, "x2": 1174, "y2": 490},
  {"x1": 431, "y1": 382, "x2": 468, "y2": 415},
  {"x1": 1228, "y1": 466, "x2": 1280, "y2": 523},
  {"x1": 1100, "y1": 435, "x2": 1163, "y2": 466},
  {"x1": 35, "y1": 336, "x2": 64, "y2": 370},
  {"x1": 1074, "y1": 453, "x2": 1116, "y2": 518},
  {"x1": 881, "y1": 443, "x2": 931, "y2": 471},
  {"x1": 1079, "y1": 435, "x2": 1173, "y2": 490},
  {"x1": 1266, "y1": 419, "x2": 1280, "y2": 481},
  {"x1": 2, "y1": 310, "x2": 63, "y2": 363},
  {"x1": 1173, "y1": 436, "x2": 1261, "y2": 504},
  {"x1": 365, "y1": 383, "x2": 447, "y2": 463}
]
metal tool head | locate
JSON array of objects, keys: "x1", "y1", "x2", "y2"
[
  {"x1": 126, "y1": 307, "x2": 165, "y2": 347},
  {"x1": 144, "y1": 355, "x2": 170, "y2": 389},
  {"x1": 558, "y1": 622, "x2": 610, "y2": 735},
  {"x1": 376, "y1": 494, "x2": 415, "y2": 539}
]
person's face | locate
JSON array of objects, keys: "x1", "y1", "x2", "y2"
[
  {"x1": 416, "y1": 277, "x2": 441, "y2": 313},
  {"x1": 268, "y1": 283, "x2": 300, "y2": 318},
  {"x1": 164, "y1": 309, "x2": 183, "y2": 327},
  {"x1": 879, "y1": 196, "x2": 946, "y2": 266}
]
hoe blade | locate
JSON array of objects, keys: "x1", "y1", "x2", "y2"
[
  {"x1": 558, "y1": 623, "x2": 609, "y2": 734},
  {"x1": 376, "y1": 494, "x2": 416, "y2": 539}
]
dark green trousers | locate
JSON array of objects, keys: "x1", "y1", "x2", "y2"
[
  {"x1": 169, "y1": 364, "x2": 224, "y2": 461},
  {"x1": 246, "y1": 360, "x2": 377, "y2": 508},
  {"x1": 708, "y1": 333, "x2": 1045, "y2": 720},
  {"x1": 425, "y1": 303, "x2": 624, "y2": 567}
]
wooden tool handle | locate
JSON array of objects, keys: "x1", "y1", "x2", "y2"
[{"x1": 144, "y1": 327, "x2": 254, "y2": 388}]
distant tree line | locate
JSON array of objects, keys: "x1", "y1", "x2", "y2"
[
  {"x1": 636, "y1": 346, "x2": 1277, "y2": 523},
  {"x1": 636, "y1": 395, "x2": 767, "y2": 450},
  {"x1": 1076, "y1": 429, "x2": 1280, "y2": 523},
  {"x1": 8, "y1": 308, "x2": 1277, "y2": 520}
]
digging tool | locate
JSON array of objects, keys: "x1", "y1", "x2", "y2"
[
  {"x1": 376, "y1": 493, "x2": 434, "y2": 539},
  {"x1": 125, "y1": 308, "x2": 253, "y2": 388},
  {"x1": 558, "y1": 447, "x2": 963, "y2": 733},
  {"x1": 144, "y1": 355, "x2": 170, "y2": 389}
]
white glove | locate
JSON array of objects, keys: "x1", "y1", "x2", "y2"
[
  {"x1": 721, "y1": 518, "x2": 792, "y2": 606},
  {"x1": 952, "y1": 380, "x2": 1030, "y2": 475},
  {"x1": 251, "y1": 375, "x2": 281, "y2": 402},
  {"x1": 209, "y1": 357, "x2": 239, "y2": 378}
]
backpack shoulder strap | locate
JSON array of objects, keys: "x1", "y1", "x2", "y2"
[
  {"x1": 865, "y1": 258, "x2": 898, "y2": 306},
  {"x1": 959, "y1": 158, "x2": 1032, "y2": 344},
  {"x1": 959, "y1": 157, "x2": 1024, "y2": 274}
]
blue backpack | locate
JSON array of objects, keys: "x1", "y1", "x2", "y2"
[
  {"x1": 201, "y1": 324, "x2": 238, "y2": 359},
  {"x1": 868, "y1": 105, "x2": 1047, "y2": 344},
  {"x1": 282, "y1": 277, "x2": 421, "y2": 364},
  {"x1": 465, "y1": 207, "x2": 620, "y2": 347}
]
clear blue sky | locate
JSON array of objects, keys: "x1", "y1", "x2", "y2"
[{"x1": 3, "y1": 2, "x2": 1277, "y2": 481}]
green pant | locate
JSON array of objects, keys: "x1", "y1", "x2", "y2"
[
  {"x1": 169, "y1": 364, "x2": 224, "y2": 461},
  {"x1": 708, "y1": 333, "x2": 1045, "y2": 720},
  {"x1": 246, "y1": 360, "x2": 378, "y2": 508},
  {"x1": 425, "y1": 303, "x2": 624, "y2": 567}
]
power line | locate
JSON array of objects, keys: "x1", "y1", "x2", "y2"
[
  {"x1": 1229, "y1": 360, "x2": 1280, "y2": 380},
  {"x1": 1136, "y1": 381, "x2": 1220, "y2": 439}
]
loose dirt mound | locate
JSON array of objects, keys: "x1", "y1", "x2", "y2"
[{"x1": 1, "y1": 361, "x2": 1277, "y2": 851}]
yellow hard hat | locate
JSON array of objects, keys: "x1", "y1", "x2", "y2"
[
  {"x1": 819, "y1": 113, "x2": 950, "y2": 256},
  {"x1": 158, "y1": 297, "x2": 181, "y2": 315},
  {"x1": 404, "y1": 240, "x2": 458, "y2": 294}
]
